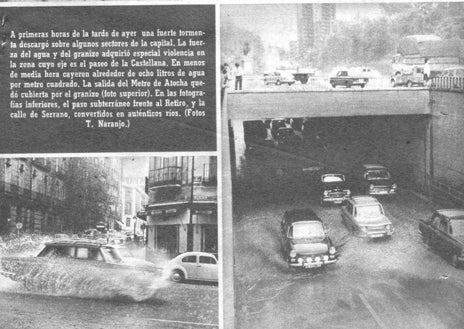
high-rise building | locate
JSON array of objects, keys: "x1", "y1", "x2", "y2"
[{"x1": 297, "y1": 3, "x2": 336, "y2": 63}]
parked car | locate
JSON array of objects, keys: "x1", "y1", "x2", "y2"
[
  {"x1": 167, "y1": 252, "x2": 218, "y2": 283},
  {"x1": 356, "y1": 164, "x2": 397, "y2": 196},
  {"x1": 264, "y1": 72, "x2": 295, "y2": 85},
  {"x1": 419, "y1": 209, "x2": 464, "y2": 268},
  {"x1": 0, "y1": 239, "x2": 162, "y2": 287},
  {"x1": 280, "y1": 208, "x2": 338, "y2": 268},
  {"x1": 320, "y1": 173, "x2": 351, "y2": 205},
  {"x1": 329, "y1": 70, "x2": 368, "y2": 88},
  {"x1": 341, "y1": 196, "x2": 394, "y2": 239}
]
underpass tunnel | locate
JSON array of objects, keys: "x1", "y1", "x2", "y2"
[{"x1": 232, "y1": 115, "x2": 431, "y2": 198}]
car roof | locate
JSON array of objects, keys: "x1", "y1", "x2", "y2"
[
  {"x1": 436, "y1": 209, "x2": 464, "y2": 219},
  {"x1": 175, "y1": 251, "x2": 217, "y2": 258},
  {"x1": 284, "y1": 208, "x2": 322, "y2": 224},
  {"x1": 44, "y1": 239, "x2": 111, "y2": 248},
  {"x1": 363, "y1": 164, "x2": 387, "y2": 170},
  {"x1": 351, "y1": 196, "x2": 380, "y2": 205}
]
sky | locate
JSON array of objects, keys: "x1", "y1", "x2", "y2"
[{"x1": 221, "y1": 3, "x2": 385, "y2": 49}]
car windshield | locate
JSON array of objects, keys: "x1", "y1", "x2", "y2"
[
  {"x1": 356, "y1": 205, "x2": 383, "y2": 218},
  {"x1": 366, "y1": 169, "x2": 390, "y2": 180},
  {"x1": 322, "y1": 175, "x2": 344, "y2": 183},
  {"x1": 100, "y1": 246, "x2": 122, "y2": 264},
  {"x1": 289, "y1": 222, "x2": 325, "y2": 241},
  {"x1": 450, "y1": 220, "x2": 464, "y2": 236}
]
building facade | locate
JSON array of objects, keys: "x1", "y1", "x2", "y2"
[
  {"x1": 0, "y1": 157, "x2": 123, "y2": 236},
  {"x1": 145, "y1": 156, "x2": 217, "y2": 262},
  {"x1": 0, "y1": 158, "x2": 66, "y2": 235}
]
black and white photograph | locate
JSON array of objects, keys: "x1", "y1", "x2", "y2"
[
  {"x1": 221, "y1": 2, "x2": 464, "y2": 329},
  {"x1": 0, "y1": 156, "x2": 218, "y2": 328}
]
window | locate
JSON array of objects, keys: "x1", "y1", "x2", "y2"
[
  {"x1": 76, "y1": 247, "x2": 89, "y2": 259},
  {"x1": 439, "y1": 219, "x2": 448, "y2": 233},
  {"x1": 88, "y1": 249, "x2": 104, "y2": 261},
  {"x1": 432, "y1": 215, "x2": 440, "y2": 227},
  {"x1": 182, "y1": 255, "x2": 197, "y2": 263},
  {"x1": 199, "y1": 256, "x2": 216, "y2": 264}
]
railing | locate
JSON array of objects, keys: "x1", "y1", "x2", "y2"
[
  {"x1": 431, "y1": 76, "x2": 464, "y2": 91},
  {"x1": 0, "y1": 182, "x2": 30, "y2": 198},
  {"x1": 149, "y1": 167, "x2": 182, "y2": 187},
  {"x1": 430, "y1": 180, "x2": 464, "y2": 207}
]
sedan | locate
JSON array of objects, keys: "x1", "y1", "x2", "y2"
[{"x1": 167, "y1": 252, "x2": 218, "y2": 283}]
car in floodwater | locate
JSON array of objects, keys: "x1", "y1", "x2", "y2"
[
  {"x1": 264, "y1": 72, "x2": 295, "y2": 86},
  {"x1": 167, "y1": 252, "x2": 218, "y2": 283},
  {"x1": 320, "y1": 173, "x2": 351, "y2": 205},
  {"x1": 341, "y1": 196, "x2": 394, "y2": 239},
  {"x1": 356, "y1": 164, "x2": 397, "y2": 196},
  {"x1": 419, "y1": 209, "x2": 464, "y2": 268},
  {"x1": 0, "y1": 239, "x2": 163, "y2": 295},
  {"x1": 280, "y1": 208, "x2": 338, "y2": 269}
]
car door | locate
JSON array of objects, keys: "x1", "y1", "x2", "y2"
[
  {"x1": 198, "y1": 255, "x2": 217, "y2": 281},
  {"x1": 181, "y1": 255, "x2": 199, "y2": 280},
  {"x1": 435, "y1": 217, "x2": 450, "y2": 252},
  {"x1": 428, "y1": 214, "x2": 441, "y2": 247}
]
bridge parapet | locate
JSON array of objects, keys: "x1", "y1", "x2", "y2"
[{"x1": 227, "y1": 89, "x2": 431, "y2": 121}]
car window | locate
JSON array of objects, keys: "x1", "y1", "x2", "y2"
[
  {"x1": 182, "y1": 255, "x2": 197, "y2": 263},
  {"x1": 366, "y1": 169, "x2": 390, "y2": 180},
  {"x1": 289, "y1": 222, "x2": 325, "y2": 241},
  {"x1": 431, "y1": 215, "x2": 440, "y2": 227},
  {"x1": 438, "y1": 218, "x2": 448, "y2": 233},
  {"x1": 39, "y1": 246, "x2": 74, "y2": 258},
  {"x1": 88, "y1": 248, "x2": 104, "y2": 261},
  {"x1": 199, "y1": 256, "x2": 216, "y2": 265},
  {"x1": 100, "y1": 247, "x2": 122, "y2": 264},
  {"x1": 449, "y1": 220, "x2": 464, "y2": 236},
  {"x1": 355, "y1": 205, "x2": 383, "y2": 218},
  {"x1": 76, "y1": 247, "x2": 89, "y2": 259}
]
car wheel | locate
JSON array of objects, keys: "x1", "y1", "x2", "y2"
[
  {"x1": 170, "y1": 270, "x2": 185, "y2": 283},
  {"x1": 407, "y1": 81, "x2": 413, "y2": 88},
  {"x1": 330, "y1": 82, "x2": 336, "y2": 88},
  {"x1": 276, "y1": 80, "x2": 281, "y2": 85},
  {"x1": 451, "y1": 254, "x2": 460, "y2": 269},
  {"x1": 390, "y1": 79, "x2": 396, "y2": 88},
  {"x1": 360, "y1": 84, "x2": 365, "y2": 88}
]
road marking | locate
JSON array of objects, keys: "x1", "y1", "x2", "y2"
[
  {"x1": 146, "y1": 318, "x2": 218, "y2": 327},
  {"x1": 359, "y1": 293, "x2": 388, "y2": 329}
]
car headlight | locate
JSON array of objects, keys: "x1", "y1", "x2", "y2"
[
  {"x1": 361, "y1": 226, "x2": 368, "y2": 232},
  {"x1": 385, "y1": 224, "x2": 391, "y2": 230},
  {"x1": 323, "y1": 255, "x2": 329, "y2": 261},
  {"x1": 345, "y1": 189, "x2": 351, "y2": 195},
  {"x1": 369, "y1": 184, "x2": 375, "y2": 190},
  {"x1": 329, "y1": 246, "x2": 336, "y2": 254},
  {"x1": 323, "y1": 191, "x2": 329, "y2": 196},
  {"x1": 315, "y1": 256, "x2": 321, "y2": 262},
  {"x1": 297, "y1": 257, "x2": 304, "y2": 264},
  {"x1": 391, "y1": 184, "x2": 397, "y2": 189},
  {"x1": 289, "y1": 250, "x2": 297, "y2": 258}
]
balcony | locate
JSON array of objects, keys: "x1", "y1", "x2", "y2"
[
  {"x1": 0, "y1": 182, "x2": 30, "y2": 199},
  {"x1": 32, "y1": 158, "x2": 52, "y2": 172},
  {"x1": 149, "y1": 167, "x2": 182, "y2": 188}
]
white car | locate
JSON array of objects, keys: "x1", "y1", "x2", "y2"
[{"x1": 167, "y1": 252, "x2": 218, "y2": 283}]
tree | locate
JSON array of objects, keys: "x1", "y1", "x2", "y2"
[{"x1": 62, "y1": 159, "x2": 116, "y2": 233}]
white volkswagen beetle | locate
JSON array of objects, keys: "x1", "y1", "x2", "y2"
[{"x1": 167, "y1": 252, "x2": 218, "y2": 283}]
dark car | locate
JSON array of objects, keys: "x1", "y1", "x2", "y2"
[
  {"x1": 356, "y1": 164, "x2": 397, "y2": 196},
  {"x1": 274, "y1": 127, "x2": 301, "y2": 148},
  {"x1": 280, "y1": 208, "x2": 338, "y2": 268},
  {"x1": 320, "y1": 173, "x2": 351, "y2": 205},
  {"x1": 0, "y1": 239, "x2": 163, "y2": 293},
  {"x1": 419, "y1": 209, "x2": 464, "y2": 268}
]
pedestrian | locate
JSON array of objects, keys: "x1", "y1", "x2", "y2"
[{"x1": 234, "y1": 62, "x2": 243, "y2": 91}]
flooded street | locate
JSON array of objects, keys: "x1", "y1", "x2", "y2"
[{"x1": 0, "y1": 275, "x2": 218, "y2": 329}]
